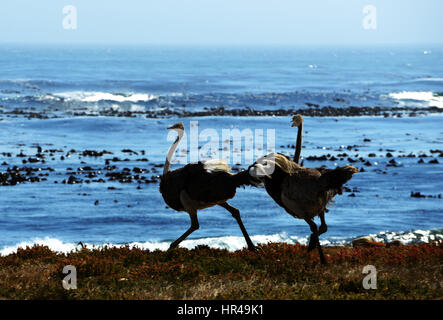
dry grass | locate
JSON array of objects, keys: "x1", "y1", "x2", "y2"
[{"x1": 0, "y1": 242, "x2": 441, "y2": 300}]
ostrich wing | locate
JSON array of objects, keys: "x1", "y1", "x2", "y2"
[
  {"x1": 184, "y1": 164, "x2": 237, "y2": 204},
  {"x1": 280, "y1": 168, "x2": 327, "y2": 219}
]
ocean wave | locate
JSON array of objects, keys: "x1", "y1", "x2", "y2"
[
  {"x1": 1, "y1": 228, "x2": 441, "y2": 256},
  {"x1": 389, "y1": 91, "x2": 443, "y2": 108},
  {"x1": 415, "y1": 77, "x2": 443, "y2": 82},
  {"x1": 46, "y1": 91, "x2": 160, "y2": 103}
]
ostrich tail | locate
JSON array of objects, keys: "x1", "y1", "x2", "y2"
[{"x1": 320, "y1": 165, "x2": 358, "y2": 191}]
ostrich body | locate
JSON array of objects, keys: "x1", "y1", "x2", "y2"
[
  {"x1": 160, "y1": 122, "x2": 258, "y2": 251},
  {"x1": 249, "y1": 115, "x2": 357, "y2": 264}
]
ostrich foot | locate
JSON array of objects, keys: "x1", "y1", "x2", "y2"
[{"x1": 248, "y1": 244, "x2": 261, "y2": 252}]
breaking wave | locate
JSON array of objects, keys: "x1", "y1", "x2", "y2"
[
  {"x1": 389, "y1": 91, "x2": 443, "y2": 108},
  {"x1": 1, "y1": 228, "x2": 441, "y2": 256}
]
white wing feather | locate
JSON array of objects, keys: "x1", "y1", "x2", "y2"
[{"x1": 203, "y1": 159, "x2": 231, "y2": 173}]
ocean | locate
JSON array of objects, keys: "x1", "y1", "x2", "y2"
[{"x1": 0, "y1": 44, "x2": 442, "y2": 254}]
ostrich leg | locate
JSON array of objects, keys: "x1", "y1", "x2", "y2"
[
  {"x1": 169, "y1": 210, "x2": 199, "y2": 250},
  {"x1": 219, "y1": 202, "x2": 256, "y2": 251},
  {"x1": 318, "y1": 211, "x2": 328, "y2": 235},
  {"x1": 305, "y1": 218, "x2": 327, "y2": 265}
]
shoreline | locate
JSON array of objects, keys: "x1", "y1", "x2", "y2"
[
  {"x1": 1, "y1": 228, "x2": 442, "y2": 257},
  {"x1": 1, "y1": 105, "x2": 443, "y2": 120}
]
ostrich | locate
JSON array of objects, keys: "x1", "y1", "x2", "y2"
[
  {"x1": 249, "y1": 115, "x2": 358, "y2": 264},
  {"x1": 160, "y1": 122, "x2": 259, "y2": 251}
]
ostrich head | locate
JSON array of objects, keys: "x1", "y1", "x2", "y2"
[
  {"x1": 168, "y1": 122, "x2": 185, "y2": 131},
  {"x1": 247, "y1": 153, "x2": 276, "y2": 184},
  {"x1": 291, "y1": 114, "x2": 304, "y2": 127}
]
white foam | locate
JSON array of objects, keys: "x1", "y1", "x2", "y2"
[
  {"x1": 51, "y1": 91, "x2": 159, "y2": 103},
  {"x1": 1, "y1": 229, "x2": 441, "y2": 256},
  {"x1": 415, "y1": 77, "x2": 443, "y2": 82},
  {"x1": 389, "y1": 91, "x2": 443, "y2": 108},
  {"x1": 0, "y1": 237, "x2": 77, "y2": 256}
]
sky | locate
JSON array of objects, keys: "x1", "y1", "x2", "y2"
[{"x1": 0, "y1": 0, "x2": 442, "y2": 45}]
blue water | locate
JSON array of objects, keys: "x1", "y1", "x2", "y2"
[
  {"x1": 0, "y1": 44, "x2": 442, "y2": 253},
  {"x1": 1, "y1": 44, "x2": 443, "y2": 114}
]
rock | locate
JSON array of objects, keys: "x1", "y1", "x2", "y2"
[
  {"x1": 386, "y1": 240, "x2": 404, "y2": 247},
  {"x1": 352, "y1": 236, "x2": 385, "y2": 248},
  {"x1": 411, "y1": 191, "x2": 426, "y2": 198}
]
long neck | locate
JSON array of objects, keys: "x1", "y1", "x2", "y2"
[
  {"x1": 293, "y1": 123, "x2": 303, "y2": 164},
  {"x1": 163, "y1": 130, "x2": 184, "y2": 176}
]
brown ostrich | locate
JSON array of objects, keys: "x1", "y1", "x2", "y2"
[
  {"x1": 249, "y1": 115, "x2": 358, "y2": 264},
  {"x1": 160, "y1": 122, "x2": 259, "y2": 251}
]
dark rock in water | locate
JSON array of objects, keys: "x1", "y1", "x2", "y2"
[
  {"x1": 363, "y1": 138, "x2": 371, "y2": 142},
  {"x1": 364, "y1": 161, "x2": 372, "y2": 166},
  {"x1": 82, "y1": 150, "x2": 113, "y2": 157},
  {"x1": 63, "y1": 175, "x2": 81, "y2": 184},
  {"x1": 305, "y1": 102, "x2": 319, "y2": 108},
  {"x1": 387, "y1": 159, "x2": 401, "y2": 167},
  {"x1": 411, "y1": 191, "x2": 426, "y2": 198},
  {"x1": 386, "y1": 152, "x2": 393, "y2": 158},
  {"x1": 306, "y1": 155, "x2": 328, "y2": 161},
  {"x1": 368, "y1": 153, "x2": 376, "y2": 157},
  {"x1": 94, "y1": 200, "x2": 99, "y2": 206},
  {"x1": 122, "y1": 149, "x2": 139, "y2": 155},
  {"x1": 417, "y1": 159, "x2": 424, "y2": 164},
  {"x1": 411, "y1": 191, "x2": 442, "y2": 199},
  {"x1": 429, "y1": 159, "x2": 439, "y2": 164}
]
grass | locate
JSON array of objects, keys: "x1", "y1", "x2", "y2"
[{"x1": 0, "y1": 242, "x2": 441, "y2": 300}]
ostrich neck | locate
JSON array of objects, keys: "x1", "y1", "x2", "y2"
[
  {"x1": 163, "y1": 131, "x2": 183, "y2": 176},
  {"x1": 293, "y1": 123, "x2": 303, "y2": 164}
]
